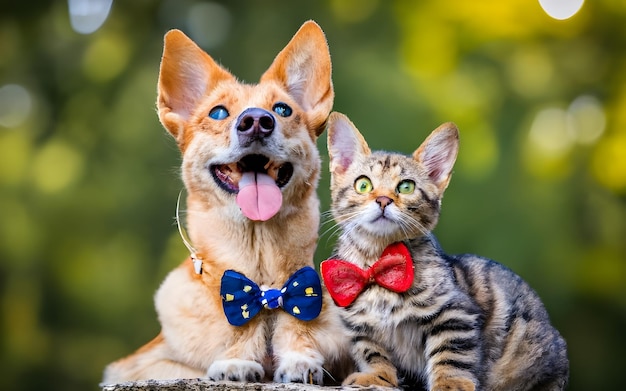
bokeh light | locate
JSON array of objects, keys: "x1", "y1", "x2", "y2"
[
  {"x1": 567, "y1": 95, "x2": 605, "y2": 145},
  {"x1": 30, "y1": 138, "x2": 85, "y2": 194},
  {"x1": 81, "y1": 34, "x2": 131, "y2": 82},
  {"x1": 539, "y1": 0, "x2": 585, "y2": 20},
  {"x1": 523, "y1": 95, "x2": 606, "y2": 180},
  {"x1": 529, "y1": 107, "x2": 572, "y2": 155},
  {"x1": 330, "y1": 0, "x2": 380, "y2": 24},
  {"x1": 186, "y1": 2, "x2": 231, "y2": 49},
  {"x1": 68, "y1": 0, "x2": 113, "y2": 34},
  {"x1": 0, "y1": 84, "x2": 32, "y2": 128}
]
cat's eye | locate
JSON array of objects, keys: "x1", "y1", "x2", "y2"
[
  {"x1": 208, "y1": 106, "x2": 229, "y2": 120},
  {"x1": 272, "y1": 102, "x2": 292, "y2": 117},
  {"x1": 397, "y1": 180, "x2": 415, "y2": 194},
  {"x1": 354, "y1": 176, "x2": 373, "y2": 194}
]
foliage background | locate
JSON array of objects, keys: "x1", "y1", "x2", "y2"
[{"x1": 1, "y1": 1, "x2": 625, "y2": 390}]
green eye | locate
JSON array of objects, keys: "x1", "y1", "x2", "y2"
[
  {"x1": 397, "y1": 180, "x2": 415, "y2": 194},
  {"x1": 354, "y1": 176, "x2": 373, "y2": 194}
]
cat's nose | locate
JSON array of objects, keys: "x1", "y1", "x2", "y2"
[
  {"x1": 236, "y1": 108, "x2": 275, "y2": 146},
  {"x1": 376, "y1": 196, "x2": 393, "y2": 209}
]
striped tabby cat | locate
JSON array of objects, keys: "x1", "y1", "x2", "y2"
[{"x1": 320, "y1": 112, "x2": 568, "y2": 391}]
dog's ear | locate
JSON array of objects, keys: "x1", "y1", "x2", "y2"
[
  {"x1": 260, "y1": 21, "x2": 333, "y2": 137},
  {"x1": 413, "y1": 122, "x2": 459, "y2": 193},
  {"x1": 157, "y1": 29, "x2": 235, "y2": 141},
  {"x1": 327, "y1": 112, "x2": 371, "y2": 176}
]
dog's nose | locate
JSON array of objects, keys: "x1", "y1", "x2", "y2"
[{"x1": 236, "y1": 108, "x2": 275, "y2": 146}]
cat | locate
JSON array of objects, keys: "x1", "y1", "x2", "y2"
[{"x1": 320, "y1": 112, "x2": 569, "y2": 391}]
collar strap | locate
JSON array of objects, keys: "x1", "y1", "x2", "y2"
[{"x1": 175, "y1": 191, "x2": 204, "y2": 275}]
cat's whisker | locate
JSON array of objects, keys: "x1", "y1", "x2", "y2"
[
  {"x1": 327, "y1": 209, "x2": 362, "y2": 225},
  {"x1": 338, "y1": 220, "x2": 361, "y2": 244},
  {"x1": 403, "y1": 219, "x2": 426, "y2": 237},
  {"x1": 320, "y1": 208, "x2": 365, "y2": 245},
  {"x1": 320, "y1": 222, "x2": 344, "y2": 243},
  {"x1": 320, "y1": 210, "x2": 335, "y2": 220},
  {"x1": 396, "y1": 219, "x2": 412, "y2": 240},
  {"x1": 397, "y1": 212, "x2": 429, "y2": 237},
  {"x1": 320, "y1": 367, "x2": 336, "y2": 383},
  {"x1": 320, "y1": 216, "x2": 337, "y2": 228}
]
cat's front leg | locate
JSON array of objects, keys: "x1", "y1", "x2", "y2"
[
  {"x1": 430, "y1": 376, "x2": 477, "y2": 391},
  {"x1": 343, "y1": 370, "x2": 398, "y2": 388},
  {"x1": 424, "y1": 313, "x2": 481, "y2": 391},
  {"x1": 426, "y1": 352, "x2": 480, "y2": 391},
  {"x1": 342, "y1": 335, "x2": 399, "y2": 388}
]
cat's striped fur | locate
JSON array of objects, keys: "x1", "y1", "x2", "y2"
[{"x1": 324, "y1": 112, "x2": 569, "y2": 391}]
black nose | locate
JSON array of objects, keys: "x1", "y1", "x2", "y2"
[{"x1": 236, "y1": 108, "x2": 275, "y2": 146}]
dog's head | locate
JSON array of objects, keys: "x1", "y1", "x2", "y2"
[{"x1": 157, "y1": 21, "x2": 333, "y2": 222}]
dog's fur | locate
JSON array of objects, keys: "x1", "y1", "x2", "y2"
[{"x1": 103, "y1": 21, "x2": 349, "y2": 384}]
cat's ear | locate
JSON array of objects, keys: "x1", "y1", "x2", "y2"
[
  {"x1": 327, "y1": 112, "x2": 371, "y2": 175},
  {"x1": 413, "y1": 122, "x2": 459, "y2": 192}
]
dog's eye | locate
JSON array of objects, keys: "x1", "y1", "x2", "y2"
[
  {"x1": 272, "y1": 102, "x2": 292, "y2": 117},
  {"x1": 208, "y1": 106, "x2": 229, "y2": 120}
]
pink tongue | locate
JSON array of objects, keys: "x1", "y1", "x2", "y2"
[{"x1": 236, "y1": 172, "x2": 283, "y2": 221}]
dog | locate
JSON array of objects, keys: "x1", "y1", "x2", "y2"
[{"x1": 102, "y1": 21, "x2": 349, "y2": 385}]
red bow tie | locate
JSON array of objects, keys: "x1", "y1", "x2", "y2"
[{"x1": 320, "y1": 242, "x2": 414, "y2": 307}]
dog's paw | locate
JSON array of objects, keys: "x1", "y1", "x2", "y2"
[
  {"x1": 274, "y1": 352, "x2": 324, "y2": 385},
  {"x1": 207, "y1": 359, "x2": 264, "y2": 382}
]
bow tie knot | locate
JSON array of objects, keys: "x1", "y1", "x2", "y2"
[
  {"x1": 320, "y1": 242, "x2": 414, "y2": 307},
  {"x1": 220, "y1": 266, "x2": 322, "y2": 326}
]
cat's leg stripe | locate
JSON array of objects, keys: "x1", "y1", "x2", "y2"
[
  {"x1": 428, "y1": 337, "x2": 478, "y2": 357},
  {"x1": 377, "y1": 375, "x2": 394, "y2": 385},
  {"x1": 430, "y1": 318, "x2": 476, "y2": 336},
  {"x1": 436, "y1": 359, "x2": 475, "y2": 371},
  {"x1": 365, "y1": 351, "x2": 389, "y2": 364}
]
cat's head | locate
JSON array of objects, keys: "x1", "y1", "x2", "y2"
[{"x1": 327, "y1": 112, "x2": 459, "y2": 243}]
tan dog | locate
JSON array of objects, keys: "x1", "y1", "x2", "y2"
[{"x1": 103, "y1": 21, "x2": 348, "y2": 384}]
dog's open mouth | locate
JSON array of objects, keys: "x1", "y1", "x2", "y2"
[
  {"x1": 211, "y1": 154, "x2": 293, "y2": 193},
  {"x1": 211, "y1": 154, "x2": 294, "y2": 221}
]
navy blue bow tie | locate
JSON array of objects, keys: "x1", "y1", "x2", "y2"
[{"x1": 220, "y1": 266, "x2": 323, "y2": 326}]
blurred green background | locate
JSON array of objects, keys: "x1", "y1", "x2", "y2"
[{"x1": 1, "y1": 0, "x2": 625, "y2": 390}]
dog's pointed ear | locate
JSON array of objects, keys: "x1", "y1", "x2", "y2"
[
  {"x1": 327, "y1": 112, "x2": 371, "y2": 176},
  {"x1": 413, "y1": 122, "x2": 459, "y2": 193},
  {"x1": 157, "y1": 29, "x2": 235, "y2": 140},
  {"x1": 260, "y1": 21, "x2": 333, "y2": 137}
]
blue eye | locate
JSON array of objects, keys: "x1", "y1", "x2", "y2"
[
  {"x1": 272, "y1": 102, "x2": 292, "y2": 117},
  {"x1": 208, "y1": 106, "x2": 229, "y2": 120}
]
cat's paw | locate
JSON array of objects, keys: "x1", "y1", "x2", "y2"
[
  {"x1": 432, "y1": 377, "x2": 476, "y2": 391},
  {"x1": 343, "y1": 371, "x2": 398, "y2": 388},
  {"x1": 207, "y1": 359, "x2": 264, "y2": 382},
  {"x1": 274, "y1": 352, "x2": 324, "y2": 385}
]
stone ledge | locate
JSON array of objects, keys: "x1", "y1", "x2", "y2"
[{"x1": 101, "y1": 379, "x2": 397, "y2": 391}]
